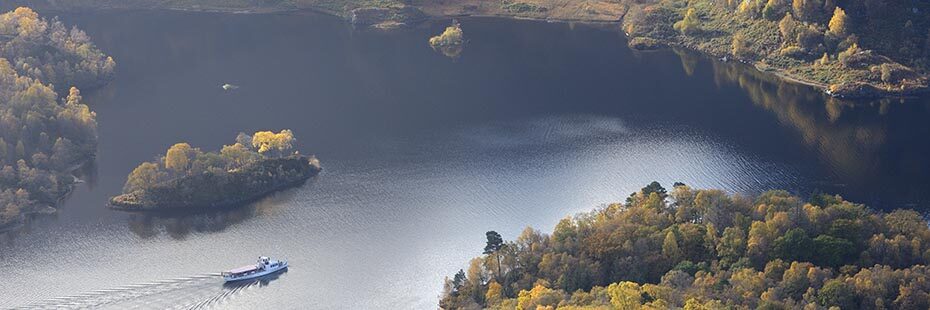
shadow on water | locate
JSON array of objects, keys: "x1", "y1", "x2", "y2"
[
  {"x1": 126, "y1": 183, "x2": 304, "y2": 239},
  {"x1": 0, "y1": 159, "x2": 98, "y2": 240},
  {"x1": 677, "y1": 47, "x2": 930, "y2": 209}
]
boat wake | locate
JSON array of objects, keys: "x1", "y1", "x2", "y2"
[{"x1": 18, "y1": 273, "x2": 263, "y2": 309}]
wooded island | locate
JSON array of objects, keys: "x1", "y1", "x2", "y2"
[{"x1": 110, "y1": 130, "x2": 321, "y2": 211}]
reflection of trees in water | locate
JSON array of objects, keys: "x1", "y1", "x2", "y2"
[
  {"x1": 127, "y1": 187, "x2": 300, "y2": 239},
  {"x1": 674, "y1": 48, "x2": 700, "y2": 77},
  {"x1": 694, "y1": 50, "x2": 930, "y2": 205},
  {"x1": 708, "y1": 56, "x2": 888, "y2": 182},
  {"x1": 436, "y1": 44, "x2": 464, "y2": 59}
]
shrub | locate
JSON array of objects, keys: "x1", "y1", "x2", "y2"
[
  {"x1": 673, "y1": 8, "x2": 701, "y2": 36},
  {"x1": 761, "y1": 0, "x2": 787, "y2": 20},
  {"x1": 500, "y1": 1, "x2": 547, "y2": 13},
  {"x1": 429, "y1": 22, "x2": 464, "y2": 48},
  {"x1": 779, "y1": 45, "x2": 805, "y2": 58}
]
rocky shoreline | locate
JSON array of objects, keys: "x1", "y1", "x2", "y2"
[
  {"x1": 109, "y1": 156, "x2": 321, "y2": 212},
  {"x1": 0, "y1": 159, "x2": 93, "y2": 233},
  {"x1": 625, "y1": 35, "x2": 928, "y2": 99}
]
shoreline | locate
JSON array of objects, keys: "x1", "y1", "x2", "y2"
[
  {"x1": 629, "y1": 37, "x2": 928, "y2": 100},
  {"x1": 108, "y1": 156, "x2": 321, "y2": 212},
  {"x1": 108, "y1": 175, "x2": 314, "y2": 212},
  {"x1": 36, "y1": 4, "x2": 923, "y2": 100},
  {"x1": 0, "y1": 157, "x2": 95, "y2": 233}
]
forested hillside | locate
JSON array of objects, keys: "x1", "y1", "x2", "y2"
[
  {"x1": 441, "y1": 182, "x2": 930, "y2": 309},
  {"x1": 0, "y1": 7, "x2": 112, "y2": 229}
]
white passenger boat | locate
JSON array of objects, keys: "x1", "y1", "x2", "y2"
[{"x1": 222, "y1": 256, "x2": 288, "y2": 282}]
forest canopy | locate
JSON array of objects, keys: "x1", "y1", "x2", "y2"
[
  {"x1": 123, "y1": 130, "x2": 299, "y2": 194},
  {"x1": 0, "y1": 7, "x2": 112, "y2": 228},
  {"x1": 111, "y1": 130, "x2": 320, "y2": 212},
  {"x1": 441, "y1": 182, "x2": 930, "y2": 309},
  {"x1": 0, "y1": 7, "x2": 115, "y2": 91}
]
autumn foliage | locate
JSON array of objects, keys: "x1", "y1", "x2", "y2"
[
  {"x1": 441, "y1": 182, "x2": 930, "y2": 309},
  {"x1": 0, "y1": 7, "x2": 112, "y2": 228},
  {"x1": 122, "y1": 130, "x2": 297, "y2": 194}
]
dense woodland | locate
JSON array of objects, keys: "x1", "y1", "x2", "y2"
[
  {"x1": 623, "y1": 0, "x2": 930, "y2": 97},
  {"x1": 122, "y1": 130, "x2": 301, "y2": 194},
  {"x1": 0, "y1": 7, "x2": 114, "y2": 91},
  {"x1": 0, "y1": 7, "x2": 112, "y2": 228},
  {"x1": 441, "y1": 182, "x2": 930, "y2": 309}
]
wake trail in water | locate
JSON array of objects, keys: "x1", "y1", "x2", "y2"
[{"x1": 17, "y1": 273, "x2": 249, "y2": 309}]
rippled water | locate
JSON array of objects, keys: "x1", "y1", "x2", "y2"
[{"x1": 2, "y1": 10, "x2": 930, "y2": 309}]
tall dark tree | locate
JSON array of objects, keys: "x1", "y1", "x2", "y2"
[
  {"x1": 642, "y1": 181, "x2": 668, "y2": 200},
  {"x1": 452, "y1": 269, "x2": 467, "y2": 293},
  {"x1": 484, "y1": 231, "x2": 504, "y2": 280},
  {"x1": 627, "y1": 181, "x2": 669, "y2": 205}
]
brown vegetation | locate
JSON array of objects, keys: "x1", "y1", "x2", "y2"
[{"x1": 0, "y1": 7, "x2": 112, "y2": 229}]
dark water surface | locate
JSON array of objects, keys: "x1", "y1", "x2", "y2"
[{"x1": 2, "y1": 10, "x2": 930, "y2": 309}]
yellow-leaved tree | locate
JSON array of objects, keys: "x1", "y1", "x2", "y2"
[
  {"x1": 607, "y1": 281, "x2": 643, "y2": 309},
  {"x1": 251, "y1": 129, "x2": 295, "y2": 157},
  {"x1": 674, "y1": 8, "x2": 701, "y2": 35},
  {"x1": 165, "y1": 143, "x2": 194, "y2": 173},
  {"x1": 485, "y1": 281, "x2": 503, "y2": 307},
  {"x1": 220, "y1": 143, "x2": 259, "y2": 169},
  {"x1": 66, "y1": 87, "x2": 82, "y2": 105},
  {"x1": 828, "y1": 7, "x2": 849, "y2": 37},
  {"x1": 124, "y1": 162, "x2": 165, "y2": 193}
]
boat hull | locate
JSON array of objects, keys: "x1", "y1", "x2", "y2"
[{"x1": 223, "y1": 262, "x2": 288, "y2": 282}]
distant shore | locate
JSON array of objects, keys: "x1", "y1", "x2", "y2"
[{"x1": 14, "y1": 1, "x2": 923, "y2": 99}]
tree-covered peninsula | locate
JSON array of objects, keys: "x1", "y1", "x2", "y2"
[
  {"x1": 441, "y1": 182, "x2": 930, "y2": 309},
  {"x1": 0, "y1": 7, "x2": 115, "y2": 92},
  {"x1": 109, "y1": 130, "x2": 321, "y2": 211},
  {"x1": 0, "y1": 7, "x2": 113, "y2": 230}
]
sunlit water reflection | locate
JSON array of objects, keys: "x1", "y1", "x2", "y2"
[{"x1": 1, "y1": 10, "x2": 929, "y2": 309}]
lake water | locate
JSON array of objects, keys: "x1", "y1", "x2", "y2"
[{"x1": 2, "y1": 9, "x2": 930, "y2": 309}]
